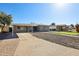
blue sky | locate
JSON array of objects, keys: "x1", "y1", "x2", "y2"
[{"x1": 0, "y1": 3, "x2": 79, "y2": 25}]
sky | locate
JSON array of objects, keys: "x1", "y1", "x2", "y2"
[{"x1": 0, "y1": 3, "x2": 79, "y2": 25}]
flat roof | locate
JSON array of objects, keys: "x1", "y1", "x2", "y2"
[
  {"x1": 13, "y1": 24, "x2": 38, "y2": 26},
  {"x1": 13, "y1": 24, "x2": 49, "y2": 27}
]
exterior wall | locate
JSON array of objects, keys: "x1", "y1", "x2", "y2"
[
  {"x1": 16, "y1": 26, "x2": 26, "y2": 32},
  {"x1": 49, "y1": 25, "x2": 56, "y2": 31},
  {"x1": 37, "y1": 25, "x2": 49, "y2": 32},
  {"x1": 0, "y1": 27, "x2": 1, "y2": 32},
  {"x1": 2, "y1": 25, "x2": 9, "y2": 32},
  {"x1": 0, "y1": 25, "x2": 12, "y2": 32},
  {"x1": 68, "y1": 25, "x2": 75, "y2": 32},
  {"x1": 13, "y1": 26, "x2": 33, "y2": 32},
  {"x1": 13, "y1": 25, "x2": 50, "y2": 32},
  {"x1": 56, "y1": 25, "x2": 68, "y2": 31},
  {"x1": 56, "y1": 26, "x2": 62, "y2": 31}
]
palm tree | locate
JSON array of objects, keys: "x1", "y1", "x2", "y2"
[
  {"x1": 0, "y1": 12, "x2": 12, "y2": 33},
  {"x1": 75, "y1": 24, "x2": 79, "y2": 32}
]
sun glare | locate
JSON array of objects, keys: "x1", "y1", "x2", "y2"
[{"x1": 55, "y1": 3, "x2": 65, "y2": 8}]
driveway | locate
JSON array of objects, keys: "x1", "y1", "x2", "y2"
[
  {"x1": 15, "y1": 33, "x2": 79, "y2": 56},
  {"x1": 0, "y1": 33, "x2": 79, "y2": 56},
  {"x1": 0, "y1": 38, "x2": 19, "y2": 56}
]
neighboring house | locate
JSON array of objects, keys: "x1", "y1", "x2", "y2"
[
  {"x1": 13, "y1": 24, "x2": 49, "y2": 32},
  {"x1": 13, "y1": 24, "x2": 75, "y2": 32},
  {"x1": 49, "y1": 25, "x2": 56, "y2": 31},
  {"x1": 37, "y1": 25, "x2": 49, "y2": 32},
  {"x1": 0, "y1": 23, "x2": 76, "y2": 33},
  {"x1": 56, "y1": 24, "x2": 69, "y2": 31},
  {"x1": 68, "y1": 25, "x2": 75, "y2": 32}
]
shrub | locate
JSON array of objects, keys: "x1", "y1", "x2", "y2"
[{"x1": 75, "y1": 24, "x2": 79, "y2": 32}]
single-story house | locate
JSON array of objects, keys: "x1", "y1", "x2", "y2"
[
  {"x1": 13, "y1": 24, "x2": 49, "y2": 32},
  {"x1": 56, "y1": 24, "x2": 69, "y2": 31},
  {"x1": 67, "y1": 25, "x2": 76, "y2": 32},
  {"x1": 49, "y1": 25, "x2": 56, "y2": 31},
  {"x1": 37, "y1": 25, "x2": 49, "y2": 32}
]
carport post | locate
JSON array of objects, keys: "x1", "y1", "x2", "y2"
[
  {"x1": 31, "y1": 22, "x2": 34, "y2": 32},
  {"x1": 27, "y1": 26, "x2": 29, "y2": 32},
  {"x1": 32, "y1": 25, "x2": 33, "y2": 32}
]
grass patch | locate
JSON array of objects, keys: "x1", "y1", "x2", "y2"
[{"x1": 52, "y1": 31, "x2": 79, "y2": 36}]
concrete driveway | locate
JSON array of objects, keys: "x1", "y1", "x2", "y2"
[
  {"x1": 14, "y1": 33, "x2": 79, "y2": 56},
  {"x1": 0, "y1": 33, "x2": 79, "y2": 56}
]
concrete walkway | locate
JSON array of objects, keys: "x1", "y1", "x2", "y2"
[
  {"x1": 14, "y1": 33, "x2": 79, "y2": 56},
  {"x1": 0, "y1": 38, "x2": 19, "y2": 56}
]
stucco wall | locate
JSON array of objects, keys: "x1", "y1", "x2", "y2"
[
  {"x1": 38, "y1": 25, "x2": 49, "y2": 32},
  {"x1": 0, "y1": 27, "x2": 1, "y2": 32},
  {"x1": 13, "y1": 26, "x2": 33, "y2": 32},
  {"x1": 13, "y1": 25, "x2": 49, "y2": 32}
]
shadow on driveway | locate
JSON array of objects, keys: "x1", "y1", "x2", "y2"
[{"x1": 0, "y1": 32, "x2": 19, "y2": 40}]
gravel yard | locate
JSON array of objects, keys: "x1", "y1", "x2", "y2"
[{"x1": 32, "y1": 32, "x2": 79, "y2": 50}]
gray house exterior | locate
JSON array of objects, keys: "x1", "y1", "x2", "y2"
[
  {"x1": 13, "y1": 24, "x2": 49, "y2": 32},
  {"x1": 0, "y1": 23, "x2": 75, "y2": 33},
  {"x1": 56, "y1": 25, "x2": 69, "y2": 31},
  {"x1": 37, "y1": 25, "x2": 49, "y2": 32},
  {"x1": 49, "y1": 25, "x2": 56, "y2": 31}
]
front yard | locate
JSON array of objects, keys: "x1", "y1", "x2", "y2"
[
  {"x1": 32, "y1": 32, "x2": 79, "y2": 50},
  {"x1": 51, "y1": 31, "x2": 79, "y2": 36}
]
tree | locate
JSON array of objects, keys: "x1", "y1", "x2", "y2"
[
  {"x1": 51, "y1": 23, "x2": 55, "y2": 25},
  {"x1": 0, "y1": 12, "x2": 12, "y2": 32},
  {"x1": 70, "y1": 24, "x2": 74, "y2": 28},
  {"x1": 75, "y1": 24, "x2": 79, "y2": 32}
]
